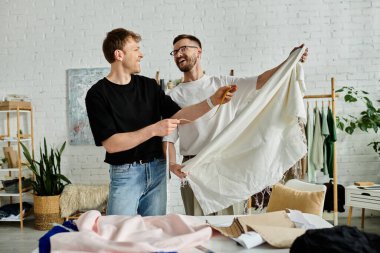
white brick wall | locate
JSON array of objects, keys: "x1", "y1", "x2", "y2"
[{"x1": 0, "y1": 0, "x2": 379, "y2": 217}]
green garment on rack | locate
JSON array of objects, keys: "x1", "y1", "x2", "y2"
[
  {"x1": 321, "y1": 106, "x2": 330, "y2": 175},
  {"x1": 325, "y1": 107, "x2": 337, "y2": 178}
]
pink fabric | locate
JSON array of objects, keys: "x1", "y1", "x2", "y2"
[{"x1": 50, "y1": 210, "x2": 212, "y2": 253}]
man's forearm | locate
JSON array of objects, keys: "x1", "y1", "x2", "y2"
[
  {"x1": 257, "y1": 44, "x2": 307, "y2": 90},
  {"x1": 102, "y1": 124, "x2": 156, "y2": 153},
  {"x1": 256, "y1": 60, "x2": 286, "y2": 90},
  {"x1": 163, "y1": 141, "x2": 177, "y2": 164},
  {"x1": 171, "y1": 99, "x2": 212, "y2": 121},
  {"x1": 164, "y1": 141, "x2": 187, "y2": 179}
]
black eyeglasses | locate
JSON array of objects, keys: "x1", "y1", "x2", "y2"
[{"x1": 170, "y1": 46, "x2": 198, "y2": 56}]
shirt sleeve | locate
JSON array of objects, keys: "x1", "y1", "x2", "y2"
[
  {"x1": 85, "y1": 89, "x2": 117, "y2": 146},
  {"x1": 158, "y1": 87, "x2": 181, "y2": 119},
  {"x1": 162, "y1": 128, "x2": 179, "y2": 143}
]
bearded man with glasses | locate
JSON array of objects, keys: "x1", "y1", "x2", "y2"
[{"x1": 163, "y1": 34, "x2": 308, "y2": 216}]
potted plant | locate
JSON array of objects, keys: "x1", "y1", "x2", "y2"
[
  {"x1": 336, "y1": 86, "x2": 380, "y2": 156},
  {"x1": 21, "y1": 138, "x2": 71, "y2": 230}
]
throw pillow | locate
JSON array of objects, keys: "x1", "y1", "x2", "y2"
[{"x1": 267, "y1": 183, "x2": 325, "y2": 215}]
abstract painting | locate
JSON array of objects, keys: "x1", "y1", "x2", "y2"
[{"x1": 67, "y1": 67, "x2": 109, "y2": 145}]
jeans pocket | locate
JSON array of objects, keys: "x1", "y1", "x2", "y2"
[
  {"x1": 156, "y1": 158, "x2": 166, "y2": 166},
  {"x1": 110, "y1": 164, "x2": 133, "y2": 179}
]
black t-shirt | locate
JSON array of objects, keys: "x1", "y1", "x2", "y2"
[{"x1": 85, "y1": 75, "x2": 181, "y2": 165}]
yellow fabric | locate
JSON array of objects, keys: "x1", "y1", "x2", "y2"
[
  {"x1": 267, "y1": 183, "x2": 325, "y2": 215},
  {"x1": 212, "y1": 211, "x2": 305, "y2": 248}
]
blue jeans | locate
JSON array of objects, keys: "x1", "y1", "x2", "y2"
[{"x1": 107, "y1": 158, "x2": 167, "y2": 216}]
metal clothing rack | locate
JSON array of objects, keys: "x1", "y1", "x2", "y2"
[{"x1": 304, "y1": 77, "x2": 339, "y2": 225}]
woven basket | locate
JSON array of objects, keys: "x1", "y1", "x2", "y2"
[{"x1": 33, "y1": 195, "x2": 63, "y2": 230}]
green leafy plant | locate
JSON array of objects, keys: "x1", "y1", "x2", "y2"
[
  {"x1": 20, "y1": 138, "x2": 71, "y2": 196},
  {"x1": 336, "y1": 86, "x2": 380, "y2": 156}
]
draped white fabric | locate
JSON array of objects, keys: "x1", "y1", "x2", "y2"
[{"x1": 182, "y1": 48, "x2": 307, "y2": 214}]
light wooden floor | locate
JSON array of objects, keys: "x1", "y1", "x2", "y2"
[{"x1": 0, "y1": 217, "x2": 379, "y2": 253}]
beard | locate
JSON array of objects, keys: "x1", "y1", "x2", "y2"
[{"x1": 176, "y1": 54, "x2": 197, "y2": 72}]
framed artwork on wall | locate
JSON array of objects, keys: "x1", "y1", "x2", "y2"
[{"x1": 67, "y1": 67, "x2": 109, "y2": 145}]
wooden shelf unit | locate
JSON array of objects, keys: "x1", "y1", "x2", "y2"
[{"x1": 0, "y1": 101, "x2": 34, "y2": 229}]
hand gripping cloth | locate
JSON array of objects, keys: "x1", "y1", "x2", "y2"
[{"x1": 182, "y1": 48, "x2": 307, "y2": 214}]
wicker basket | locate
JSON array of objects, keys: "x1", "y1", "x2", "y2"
[{"x1": 33, "y1": 195, "x2": 63, "y2": 230}]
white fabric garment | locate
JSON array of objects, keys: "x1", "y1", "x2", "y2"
[
  {"x1": 163, "y1": 75, "x2": 258, "y2": 155},
  {"x1": 311, "y1": 107, "x2": 324, "y2": 171},
  {"x1": 287, "y1": 209, "x2": 317, "y2": 230},
  {"x1": 182, "y1": 48, "x2": 307, "y2": 214},
  {"x1": 296, "y1": 62, "x2": 306, "y2": 95},
  {"x1": 233, "y1": 231, "x2": 265, "y2": 249}
]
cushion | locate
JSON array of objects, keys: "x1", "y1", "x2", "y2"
[{"x1": 266, "y1": 183, "x2": 325, "y2": 215}]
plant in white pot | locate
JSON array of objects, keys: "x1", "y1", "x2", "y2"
[{"x1": 21, "y1": 138, "x2": 71, "y2": 230}]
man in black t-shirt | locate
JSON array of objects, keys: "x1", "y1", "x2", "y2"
[{"x1": 85, "y1": 28, "x2": 236, "y2": 216}]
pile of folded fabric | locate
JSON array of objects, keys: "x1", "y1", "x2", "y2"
[
  {"x1": 0, "y1": 202, "x2": 32, "y2": 221},
  {"x1": 38, "y1": 210, "x2": 212, "y2": 253}
]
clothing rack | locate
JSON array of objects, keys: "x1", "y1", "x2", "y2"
[{"x1": 304, "y1": 77, "x2": 338, "y2": 225}]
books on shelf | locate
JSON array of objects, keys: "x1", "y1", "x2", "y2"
[{"x1": 354, "y1": 181, "x2": 375, "y2": 187}]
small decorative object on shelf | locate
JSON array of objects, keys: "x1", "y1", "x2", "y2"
[{"x1": 167, "y1": 80, "x2": 175, "y2": 90}]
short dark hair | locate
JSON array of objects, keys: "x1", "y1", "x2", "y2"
[
  {"x1": 173, "y1": 34, "x2": 202, "y2": 49},
  {"x1": 102, "y1": 28, "x2": 141, "y2": 63}
]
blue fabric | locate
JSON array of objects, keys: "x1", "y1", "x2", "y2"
[
  {"x1": 39, "y1": 221, "x2": 78, "y2": 253},
  {"x1": 62, "y1": 220, "x2": 79, "y2": 231},
  {"x1": 107, "y1": 158, "x2": 167, "y2": 216},
  {"x1": 39, "y1": 226, "x2": 70, "y2": 253}
]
